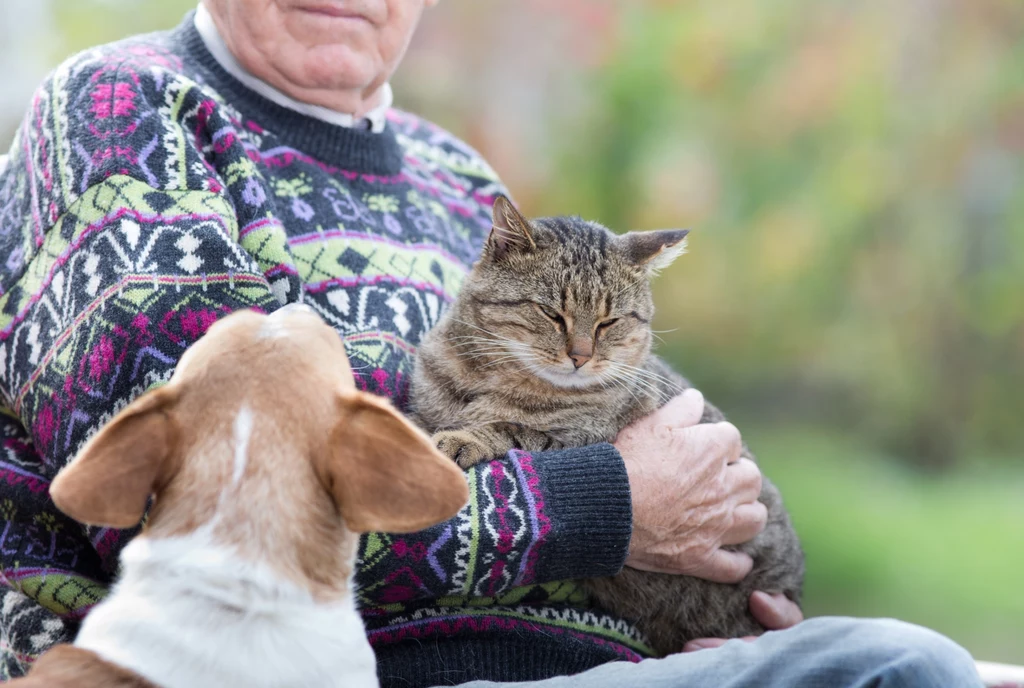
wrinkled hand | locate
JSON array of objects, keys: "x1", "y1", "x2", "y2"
[
  {"x1": 613, "y1": 388, "x2": 767, "y2": 584},
  {"x1": 682, "y1": 592, "x2": 804, "y2": 652}
]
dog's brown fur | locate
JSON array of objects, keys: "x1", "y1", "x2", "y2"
[{"x1": 11, "y1": 646, "x2": 159, "y2": 688}]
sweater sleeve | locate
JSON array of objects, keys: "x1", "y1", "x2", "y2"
[{"x1": 355, "y1": 443, "x2": 632, "y2": 608}]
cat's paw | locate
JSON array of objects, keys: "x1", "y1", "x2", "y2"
[{"x1": 433, "y1": 431, "x2": 494, "y2": 469}]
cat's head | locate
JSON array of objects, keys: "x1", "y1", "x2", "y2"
[{"x1": 453, "y1": 196, "x2": 688, "y2": 389}]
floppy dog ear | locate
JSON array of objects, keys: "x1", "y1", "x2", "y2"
[
  {"x1": 10, "y1": 644, "x2": 155, "y2": 687},
  {"x1": 50, "y1": 387, "x2": 178, "y2": 528},
  {"x1": 324, "y1": 392, "x2": 469, "y2": 533}
]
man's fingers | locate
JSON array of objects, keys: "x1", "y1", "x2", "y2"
[
  {"x1": 681, "y1": 421, "x2": 741, "y2": 459},
  {"x1": 749, "y1": 591, "x2": 804, "y2": 630},
  {"x1": 656, "y1": 388, "x2": 705, "y2": 429},
  {"x1": 684, "y1": 593, "x2": 804, "y2": 653},
  {"x1": 682, "y1": 637, "x2": 728, "y2": 652},
  {"x1": 721, "y1": 501, "x2": 768, "y2": 545},
  {"x1": 683, "y1": 636, "x2": 759, "y2": 652},
  {"x1": 726, "y1": 457, "x2": 763, "y2": 501},
  {"x1": 693, "y1": 548, "x2": 753, "y2": 584}
]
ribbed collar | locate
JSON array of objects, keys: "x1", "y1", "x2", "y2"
[{"x1": 173, "y1": 11, "x2": 404, "y2": 175}]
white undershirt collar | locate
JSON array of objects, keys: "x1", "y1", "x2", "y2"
[{"x1": 194, "y1": 3, "x2": 391, "y2": 133}]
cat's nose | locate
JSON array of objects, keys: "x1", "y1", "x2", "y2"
[{"x1": 569, "y1": 353, "x2": 592, "y2": 369}]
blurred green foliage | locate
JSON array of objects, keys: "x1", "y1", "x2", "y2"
[
  {"x1": 5, "y1": 0, "x2": 1022, "y2": 665},
  {"x1": 538, "y1": 1, "x2": 1024, "y2": 468},
  {"x1": 48, "y1": 0, "x2": 196, "y2": 59}
]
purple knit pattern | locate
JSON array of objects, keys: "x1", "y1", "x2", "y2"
[{"x1": 0, "y1": 13, "x2": 647, "y2": 682}]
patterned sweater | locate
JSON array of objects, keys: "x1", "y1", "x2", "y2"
[{"x1": 0, "y1": 12, "x2": 649, "y2": 686}]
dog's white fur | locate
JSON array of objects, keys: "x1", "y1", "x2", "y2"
[
  {"x1": 231, "y1": 406, "x2": 253, "y2": 487},
  {"x1": 75, "y1": 528, "x2": 377, "y2": 688},
  {"x1": 73, "y1": 406, "x2": 379, "y2": 688}
]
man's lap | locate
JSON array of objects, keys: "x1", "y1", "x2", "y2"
[{"x1": 448, "y1": 617, "x2": 983, "y2": 688}]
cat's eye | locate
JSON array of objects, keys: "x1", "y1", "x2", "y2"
[
  {"x1": 537, "y1": 305, "x2": 565, "y2": 328},
  {"x1": 596, "y1": 318, "x2": 620, "y2": 333}
]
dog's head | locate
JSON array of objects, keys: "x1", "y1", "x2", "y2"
[{"x1": 49, "y1": 305, "x2": 468, "y2": 598}]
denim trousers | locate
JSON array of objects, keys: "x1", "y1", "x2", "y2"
[{"x1": 449, "y1": 617, "x2": 983, "y2": 688}]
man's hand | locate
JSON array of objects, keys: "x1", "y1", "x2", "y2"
[
  {"x1": 682, "y1": 592, "x2": 805, "y2": 652},
  {"x1": 614, "y1": 389, "x2": 767, "y2": 583}
]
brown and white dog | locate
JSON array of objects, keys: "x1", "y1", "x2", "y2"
[{"x1": 11, "y1": 304, "x2": 469, "y2": 688}]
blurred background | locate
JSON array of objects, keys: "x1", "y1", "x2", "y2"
[{"x1": 2, "y1": 0, "x2": 1021, "y2": 664}]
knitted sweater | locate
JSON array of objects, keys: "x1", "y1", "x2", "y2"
[{"x1": 0, "y1": 12, "x2": 649, "y2": 686}]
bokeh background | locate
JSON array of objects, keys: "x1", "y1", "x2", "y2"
[{"x1": 2, "y1": 0, "x2": 1021, "y2": 664}]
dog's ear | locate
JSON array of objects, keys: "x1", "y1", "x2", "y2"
[
  {"x1": 11, "y1": 644, "x2": 156, "y2": 687},
  {"x1": 50, "y1": 387, "x2": 178, "y2": 528},
  {"x1": 324, "y1": 392, "x2": 469, "y2": 533}
]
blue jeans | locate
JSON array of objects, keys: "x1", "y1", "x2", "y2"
[{"x1": 449, "y1": 618, "x2": 983, "y2": 688}]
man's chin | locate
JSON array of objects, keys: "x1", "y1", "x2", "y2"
[{"x1": 273, "y1": 48, "x2": 382, "y2": 102}]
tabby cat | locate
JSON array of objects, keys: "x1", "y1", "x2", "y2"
[{"x1": 410, "y1": 196, "x2": 804, "y2": 656}]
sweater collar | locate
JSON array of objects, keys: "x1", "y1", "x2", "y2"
[
  {"x1": 175, "y1": 11, "x2": 404, "y2": 175},
  {"x1": 193, "y1": 4, "x2": 392, "y2": 134}
]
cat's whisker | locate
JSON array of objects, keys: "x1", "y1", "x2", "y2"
[
  {"x1": 627, "y1": 373, "x2": 668, "y2": 399},
  {"x1": 448, "y1": 318, "x2": 508, "y2": 340},
  {"x1": 456, "y1": 350, "x2": 515, "y2": 359},
  {"x1": 603, "y1": 368, "x2": 646, "y2": 407},
  {"x1": 479, "y1": 357, "x2": 530, "y2": 369},
  {"x1": 455, "y1": 351, "x2": 514, "y2": 362},
  {"x1": 445, "y1": 324, "x2": 537, "y2": 355},
  {"x1": 601, "y1": 369, "x2": 632, "y2": 396},
  {"x1": 456, "y1": 351, "x2": 541, "y2": 368},
  {"x1": 448, "y1": 334, "x2": 520, "y2": 344},
  {"x1": 476, "y1": 348, "x2": 547, "y2": 370},
  {"x1": 518, "y1": 359, "x2": 560, "y2": 381},
  {"x1": 447, "y1": 335, "x2": 499, "y2": 344},
  {"x1": 454, "y1": 344, "x2": 523, "y2": 355},
  {"x1": 607, "y1": 363, "x2": 666, "y2": 402},
  {"x1": 454, "y1": 340, "x2": 538, "y2": 357},
  {"x1": 450, "y1": 337, "x2": 514, "y2": 349},
  {"x1": 606, "y1": 365, "x2": 662, "y2": 392},
  {"x1": 609, "y1": 366, "x2": 655, "y2": 396},
  {"x1": 609, "y1": 361, "x2": 675, "y2": 388}
]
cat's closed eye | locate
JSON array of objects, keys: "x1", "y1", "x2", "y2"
[
  {"x1": 596, "y1": 318, "x2": 619, "y2": 334},
  {"x1": 536, "y1": 304, "x2": 566, "y2": 329}
]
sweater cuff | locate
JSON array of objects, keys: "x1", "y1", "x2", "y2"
[{"x1": 529, "y1": 443, "x2": 632, "y2": 582}]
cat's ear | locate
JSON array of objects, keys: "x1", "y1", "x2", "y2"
[
  {"x1": 486, "y1": 195, "x2": 536, "y2": 261},
  {"x1": 621, "y1": 229, "x2": 690, "y2": 274}
]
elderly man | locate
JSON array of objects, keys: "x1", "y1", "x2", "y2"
[{"x1": 0, "y1": 1, "x2": 982, "y2": 686}]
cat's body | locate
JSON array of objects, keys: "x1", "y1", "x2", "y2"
[{"x1": 410, "y1": 197, "x2": 804, "y2": 656}]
